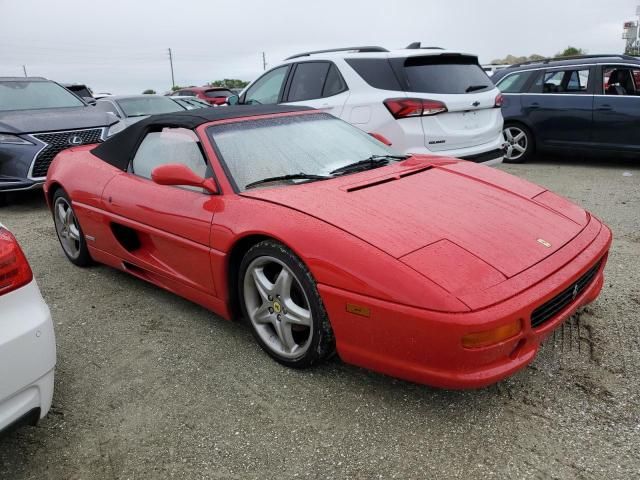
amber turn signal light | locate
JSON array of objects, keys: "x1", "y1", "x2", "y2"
[{"x1": 461, "y1": 319, "x2": 522, "y2": 349}]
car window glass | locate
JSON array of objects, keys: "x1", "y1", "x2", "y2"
[
  {"x1": 205, "y1": 89, "x2": 232, "y2": 98},
  {"x1": 399, "y1": 55, "x2": 492, "y2": 94},
  {"x1": 345, "y1": 58, "x2": 403, "y2": 90},
  {"x1": 603, "y1": 67, "x2": 640, "y2": 96},
  {"x1": 288, "y1": 62, "x2": 331, "y2": 102},
  {"x1": 497, "y1": 71, "x2": 531, "y2": 93},
  {"x1": 322, "y1": 64, "x2": 347, "y2": 97},
  {"x1": 566, "y1": 70, "x2": 589, "y2": 92},
  {"x1": 244, "y1": 66, "x2": 288, "y2": 105},
  {"x1": 538, "y1": 69, "x2": 590, "y2": 94},
  {"x1": 131, "y1": 128, "x2": 208, "y2": 187}
]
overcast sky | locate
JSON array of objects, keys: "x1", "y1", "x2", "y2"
[{"x1": 0, "y1": 0, "x2": 637, "y2": 94}]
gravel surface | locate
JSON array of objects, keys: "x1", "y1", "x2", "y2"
[{"x1": 0, "y1": 156, "x2": 639, "y2": 479}]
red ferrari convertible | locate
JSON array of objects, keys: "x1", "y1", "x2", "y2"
[{"x1": 44, "y1": 105, "x2": 611, "y2": 389}]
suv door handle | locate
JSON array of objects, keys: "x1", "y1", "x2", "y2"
[
  {"x1": 528, "y1": 102, "x2": 540, "y2": 109},
  {"x1": 597, "y1": 105, "x2": 613, "y2": 111}
]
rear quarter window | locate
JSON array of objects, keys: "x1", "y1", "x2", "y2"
[
  {"x1": 345, "y1": 58, "x2": 403, "y2": 91},
  {"x1": 496, "y1": 71, "x2": 533, "y2": 93}
]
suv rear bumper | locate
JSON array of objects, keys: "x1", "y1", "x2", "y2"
[{"x1": 405, "y1": 135, "x2": 505, "y2": 165}]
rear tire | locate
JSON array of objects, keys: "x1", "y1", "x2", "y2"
[
  {"x1": 239, "y1": 240, "x2": 335, "y2": 369},
  {"x1": 503, "y1": 124, "x2": 533, "y2": 163},
  {"x1": 52, "y1": 189, "x2": 93, "y2": 267}
]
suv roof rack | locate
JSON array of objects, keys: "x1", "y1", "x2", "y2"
[
  {"x1": 511, "y1": 54, "x2": 639, "y2": 68},
  {"x1": 285, "y1": 46, "x2": 389, "y2": 60},
  {"x1": 405, "y1": 42, "x2": 445, "y2": 50}
]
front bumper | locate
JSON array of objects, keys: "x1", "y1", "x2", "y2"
[
  {"x1": 0, "y1": 177, "x2": 44, "y2": 193},
  {"x1": 0, "y1": 280, "x2": 56, "y2": 432},
  {"x1": 0, "y1": 142, "x2": 41, "y2": 192},
  {"x1": 319, "y1": 219, "x2": 611, "y2": 389}
]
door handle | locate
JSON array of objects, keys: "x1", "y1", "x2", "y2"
[
  {"x1": 597, "y1": 105, "x2": 613, "y2": 111},
  {"x1": 528, "y1": 103, "x2": 540, "y2": 109}
]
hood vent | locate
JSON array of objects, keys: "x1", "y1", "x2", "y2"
[{"x1": 346, "y1": 166, "x2": 433, "y2": 193}]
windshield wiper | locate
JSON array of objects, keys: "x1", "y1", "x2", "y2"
[
  {"x1": 245, "y1": 173, "x2": 330, "y2": 189},
  {"x1": 465, "y1": 84, "x2": 488, "y2": 93},
  {"x1": 329, "y1": 154, "x2": 409, "y2": 176}
]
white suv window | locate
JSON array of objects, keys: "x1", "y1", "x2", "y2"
[
  {"x1": 288, "y1": 62, "x2": 331, "y2": 101},
  {"x1": 244, "y1": 66, "x2": 289, "y2": 105},
  {"x1": 131, "y1": 128, "x2": 207, "y2": 181}
]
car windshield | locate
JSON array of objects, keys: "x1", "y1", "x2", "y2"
[
  {"x1": 207, "y1": 113, "x2": 399, "y2": 191},
  {"x1": 0, "y1": 80, "x2": 86, "y2": 111},
  {"x1": 117, "y1": 96, "x2": 185, "y2": 117}
]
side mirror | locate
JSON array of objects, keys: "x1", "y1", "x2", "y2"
[
  {"x1": 83, "y1": 97, "x2": 97, "y2": 105},
  {"x1": 151, "y1": 164, "x2": 218, "y2": 194},
  {"x1": 368, "y1": 132, "x2": 392, "y2": 146},
  {"x1": 226, "y1": 94, "x2": 239, "y2": 105}
]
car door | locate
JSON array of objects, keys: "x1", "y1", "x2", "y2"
[
  {"x1": 592, "y1": 64, "x2": 640, "y2": 151},
  {"x1": 101, "y1": 127, "x2": 218, "y2": 295},
  {"x1": 242, "y1": 65, "x2": 291, "y2": 105},
  {"x1": 523, "y1": 66, "x2": 595, "y2": 147},
  {"x1": 282, "y1": 61, "x2": 349, "y2": 117}
]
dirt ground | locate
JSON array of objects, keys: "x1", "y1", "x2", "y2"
[{"x1": 1, "y1": 155, "x2": 639, "y2": 479}]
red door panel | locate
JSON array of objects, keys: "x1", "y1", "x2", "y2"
[{"x1": 101, "y1": 173, "x2": 219, "y2": 295}]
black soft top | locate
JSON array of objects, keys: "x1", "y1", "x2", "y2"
[{"x1": 91, "y1": 104, "x2": 313, "y2": 171}]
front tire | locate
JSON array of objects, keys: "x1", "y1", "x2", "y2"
[
  {"x1": 52, "y1": 189, "x2": 93, "y2": 267},
  {"x1": 503, "y1": 124, "x2": 533, "y2": 163},
  {"x1": 239, "y1": 240, "x2": 335, "y2": 368}
]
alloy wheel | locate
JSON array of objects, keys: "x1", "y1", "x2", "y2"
[
  {"x1": 53, "y1": 197, "x2": 82, "y2": 260},
  {"x1": 504, "y1": 126, "x2": 529, "y2": 161},
  {"x1": 243, "y1": 255, "x2": 313, "y2": 359}
]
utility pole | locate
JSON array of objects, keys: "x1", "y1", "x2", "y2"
[
  {"x1": 262, "y1": 52, "x2": 267, "y2": 71},
  {"x1": 22, "y1": 65, "x2": 27, "y2": 77},
  {"x1": 168, "y1": 48, "x2": 175, "y2": 89}
]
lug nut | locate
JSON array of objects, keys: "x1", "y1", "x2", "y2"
[
  {"x1": 268, "y1": 307, "x2": 274, "y2": 314},
  {"x1": 277, "y1": 314, "x2": 281, "y2": 321},
  {"x1": 268, "y1": 295, "x2": 273, "y2": 301}
]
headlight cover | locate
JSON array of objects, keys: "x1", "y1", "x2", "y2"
[{"x1": 0, "y1": 133, "x2": 33, "y2": 145}]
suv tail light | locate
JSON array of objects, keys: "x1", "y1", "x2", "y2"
[
  {"x1": 0, "y1": 227, "x2": 33, "y2": 296},
  {"x1": 494, "y1": 93, "x2": 504, "y2": 107},
  {"x1": 384, "y1": 98, "x2": 448, "y2": 119}
]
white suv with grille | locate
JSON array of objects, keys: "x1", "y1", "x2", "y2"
[{"x1": 229, "y1": 43, "x2": 505, "y2": 164}]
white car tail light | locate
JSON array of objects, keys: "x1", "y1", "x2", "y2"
[
  {"x1": 0, "y1": 227, "x2": 33, "y2": 296},
  {"x1": 384, "y1": 98, "x2": 448, "y2": 119}
]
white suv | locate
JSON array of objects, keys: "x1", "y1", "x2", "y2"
[{"x1": 230, "y1": 43, "x2": 505, "y2": 164}]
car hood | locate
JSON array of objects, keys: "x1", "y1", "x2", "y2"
[
  {"x1": 242, "y1": 158, "x2": 588, "y2": 282},
  {"x1": 0, "y1": 107, "x2": 117, "y2": 134}
]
